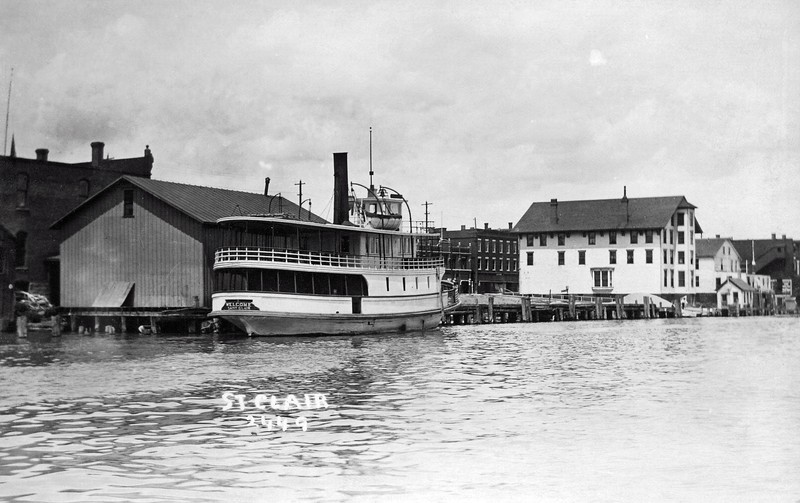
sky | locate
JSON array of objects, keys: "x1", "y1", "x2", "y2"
[{"x1": 1, "y1": 0, "x2": 798, "y2": 239}]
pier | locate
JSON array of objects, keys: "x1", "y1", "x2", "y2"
[{"x1": 444, "y1": 293, "x2": 679, "y2": 325}]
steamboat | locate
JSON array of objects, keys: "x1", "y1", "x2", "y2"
[{"x1": 209, "y1": 152, "x2": 455, "y2": 336}]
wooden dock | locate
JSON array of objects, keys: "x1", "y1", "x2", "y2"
[{"x1": 444, "y1": 293, "x2": 678, "y2": 325}]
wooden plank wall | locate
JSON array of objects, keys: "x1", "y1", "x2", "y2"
[{"x1": 61, "y1": 197, "x2": 205, "y2": 308}]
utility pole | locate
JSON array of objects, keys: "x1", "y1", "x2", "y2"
[
  {"x1": 422, "y1": 201, "x2": 433, "y2": 233},
  {"x1": 295, "y1": 179, "x2": 305, "y2": 218}
]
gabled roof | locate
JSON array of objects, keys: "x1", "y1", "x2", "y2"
[
  {"x1": 52, "y1": 175, "x2": 328, "y2": 228},
  {"x1": 696, "y1": 238, "x2": 733, "y2": 258},
  {"x1": 721, "y1": 278, "x2": 758, "y2": 292},
  {"x1": 512, "y1": 195, "x2": 697, "y2": 233}
]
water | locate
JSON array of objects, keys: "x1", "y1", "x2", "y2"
[{"x1": 1, "y1": 317, "x2": 798, "y2": 502}]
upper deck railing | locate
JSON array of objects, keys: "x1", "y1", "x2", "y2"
[{"x1": 215, "y1": 247, "x2": 444, "y2": 271}]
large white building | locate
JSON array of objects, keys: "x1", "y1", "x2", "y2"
[{"x1": 513, "y1": 193, "x2": 701, "y2": 300}]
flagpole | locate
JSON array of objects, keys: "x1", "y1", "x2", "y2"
[{"x1": 3, "y1": 67, "x2": 12, "y2": 156}]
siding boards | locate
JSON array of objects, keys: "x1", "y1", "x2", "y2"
[{"x1": 61, "y1": 198, "x2": 205, "y2": 308}]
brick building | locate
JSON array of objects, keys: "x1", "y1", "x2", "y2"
[
  {"x1": 439, "y1": 223, "x2": 519, "y2": 294},
  {"x1": 1, "y1": 142, "x2": 154, "y2": 303}
]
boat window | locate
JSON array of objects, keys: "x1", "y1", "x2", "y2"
[{"x1": 215, "y1": 269, "x2": 368, "y2": 296}]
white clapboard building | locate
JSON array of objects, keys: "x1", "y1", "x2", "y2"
[{"x1": 512, "y1": 191, "x2": 701, "y2": 301}]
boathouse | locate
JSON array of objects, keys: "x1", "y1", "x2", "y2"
[
  {"x1": 51, "y1": 175, "x2": 324, "y2": 331},
  {"x1": 716, "y1": 278, "x2": 758, "y2": 313},
  {"x1": 513, "y1": 191, "x2": 702, "y2": 302}
]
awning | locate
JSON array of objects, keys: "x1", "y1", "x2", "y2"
[{"x1": 91, "y1": 282, "x2": 134, "y2": 307}]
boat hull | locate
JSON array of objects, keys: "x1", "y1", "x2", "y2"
[{"x1": 209, "y1": 309, "x2": 443, "y2": 336}]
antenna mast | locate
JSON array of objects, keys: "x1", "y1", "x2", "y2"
[
  {"x1": 3, "y1": 67, "x2": 12, "y2": 156},
  {"x1": 369, "y1": 126, "x2": 374, "y2": 192}
]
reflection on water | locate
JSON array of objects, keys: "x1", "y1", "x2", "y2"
[{"x1": 1, "y1": 318, "x2": 799, "y2": 502}]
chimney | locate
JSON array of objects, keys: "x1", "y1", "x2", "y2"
[
  {"x1": 716, "y1": 234, "x2": 720, "y2": 238},
  {"x1": 622, "y1": 186, "x2": 630, "y2": 223},
  {"x1": 264, "y1": 177, "x2": 270, "y2": 196},
  {"x1": 461, "y1": 225, "x2": 466, "y2": 231},
  {"x1": 333, "y1": 152, "x2": 349, "y2": 225},
  {"x1": 508, "y1": 222, "x2": 513, "y2": 230},
  {"x1": 91, "y1": 142, "x2": 104, "y2": 167},
  {"x1": 144, "y1": 144, "x2": 153, "y2": 160},
  {"x1": 550, "y1": 198, "x2": 558, "y2": 224},
  {"x1": 772, "y1": 233, "x2": 776, "y2": 239},
  {"x1": 782, "y1": 234, "x2": 786, "y2": 239},
  {"x1": 35, "y1": 148, "x2": 49, "y2": 161},
  {"x1": 484, "y1": 222, "x2": 489, "y2": 230}
]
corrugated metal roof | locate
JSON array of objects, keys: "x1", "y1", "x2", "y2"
[
  {"x1": 53, "y1": 175, "x2": 328, "y2": 227},
  {"x1": 124, "y1": 176, "x2": 328, "y2": 224},
  {"x1": 512, "y1": 196, "x2": 696, "y2": 233}
]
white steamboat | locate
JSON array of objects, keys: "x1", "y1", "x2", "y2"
[{"x1": 209, "y1": 152, "x2": 453, "y2": 336}]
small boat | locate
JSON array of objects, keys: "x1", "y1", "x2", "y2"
[{"x1": 209, "y1": 152, "x2": 456, "y2": 336}]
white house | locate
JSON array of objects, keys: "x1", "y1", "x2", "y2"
[
  {"x1": 717, "y1": 278, "x2": 758, "y2": 311},
  {"x1": 695, "y1": 237, "x2": 741, "y2": 292},
  {"x1": 512, "y1": 192, "x2": 701, "y2": 301}
]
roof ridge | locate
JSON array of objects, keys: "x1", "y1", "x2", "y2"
[{"x1": 122, "y1": 175, "x2": 274, "y2": 197}]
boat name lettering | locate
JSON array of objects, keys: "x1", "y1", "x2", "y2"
[{"x1": 222, "y1": 299, "x2": 259, "y2": 311}]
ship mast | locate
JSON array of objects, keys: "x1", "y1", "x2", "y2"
[
  {"x1": 3, "y1": 67, "x2": 12, "y2": 156},
  {"x1": 369, "y1": 126, "x2": 374, "y2": 192}
]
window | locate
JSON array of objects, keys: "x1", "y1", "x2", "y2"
[
  {"x1": 558, "y1": 251, "x2": 565, "y2": 265},
  {"x1": 558, "y1": 233, "x2": 565, "y2": 246},
  {"x1": 526, "y1": 251, "x2": 534, "y2": 266},
  {"x1": 609, "y1": 231, "x2": 616, "y2": 245},
  {"x1": 670, "y1": 251, "x2": 674, "y2": 264},
  {"x1": 526, "y1": 235, "x2": 533, "y2": 246},
  {"x1": 539, "y1": 234, "x2": 547, "y2": 246},
  {"x1": 695, "y1": 276, "x2": 700, "y2": 287},
  {"x1": 645, "y1": 230, "x2": 653, "y2": 243},
  {"x1": 609, "y1": 250, "x2": 616, "y2": 264},
  {"x1": 123, "y1": 189, "x2": 134, "y2": 217},
  {"x1": 671, "y1": 270, "x2": 674, "y2": 287},
  {"x1": 627, "y1": 250, "x2": 634, "y2": 264},
  {"x1": 677, "y1": 212, "x2": 685, "y2": 226},
  {"x1": 386, "y1": 277, "x2": 390, "y2": 291},
  {"x1": 16, "y1": 173, "x2": 29, "y2": 208},
  {"x1": 678, "y1": 232, "x2": 685, "y2": 245},
  {"x1": 678, "y1": 271, "x2": 685, "y2": 287},
  {"x1": 578, "y1": 250, "x2": 586, "y2": 265},
  {"x1": 663, "y1": 249, "x2": 668, "y2": 263},
  {"x1": 664, "y1": 270, "x2": 668, "y2": 287},
  {"x1": 592, "y1": 268, "x2": 613, "y2": 288},
  {"x1": 78, "y1": 179, "x2": 90, "y2": 198},
  {"x1": 402, "y1": 277, "x2": 406, "y2": 291},
  {"x1": 646, "y1": 249, "x2": 653, "y2": 264},
  {"x1": 663, "y1": 230, "x2": 667, "y2": 242},
  {"x1": 678, "y1": 251, "x2": 685, "y2": 264},
  {"x1": 690, "y1": 251, "x2": 694, "y2": 265},
  {"x1": 716, "y1": 278, "x2": 722, "y2": 289},
  {"x1": 491, "y1": 240, "x2": 496, "y2": 253},
  {"x1": 630, "y1": 232, "x2": 638, "y2": 244},
  {"x1": 588, "y1": 232, "x2": 596, "y2": 245},
  {"x1": 15, "y1": 231, "x2": 26, "y2": 268},
  {"x1": 670, "y1": 231, "x2": 674, "y2": 244}
]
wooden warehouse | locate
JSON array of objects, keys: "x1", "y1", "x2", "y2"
[{"x1": 51, "y1": 175, "x2": 325, "y2": 332}]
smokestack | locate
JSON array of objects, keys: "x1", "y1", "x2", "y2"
[
  {"x1": 484, "y1": 222, "x2": 489, "y2": 230},
  {"x1": 264, "y1": 177, "x2": 270, "y2": 196},
  {"x1": 91, "y1": 142, "x2": 104, "y2": 167},
  {"x1": 333, "y1": 152, "x2": 349, "y2": 225},
  {"x1": 35, "y1": 148, "x2": 48, "y2": 161},
  {"x1": 550, "y1": 198, "x2": 558, "y2": 224}
]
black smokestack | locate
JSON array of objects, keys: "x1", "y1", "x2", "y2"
[{"x1": 333, "y1": 152, "x2": 349, "y2": 225}]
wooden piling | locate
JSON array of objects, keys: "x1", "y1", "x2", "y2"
[{"x1": 488, "y1": 296, "x2": 495, "y2": 323}]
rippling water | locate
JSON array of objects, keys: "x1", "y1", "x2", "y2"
[{"x1": 1, "y1": 317, "x2": 798, "y2": 502}]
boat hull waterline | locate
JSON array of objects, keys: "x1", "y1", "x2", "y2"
[{"x1": 210, "y1": 309, "x2": 444, "y2": 336}]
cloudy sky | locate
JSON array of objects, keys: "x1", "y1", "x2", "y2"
[{"x1": 2, "y1": 0, "x2": 798, "y2": 238}]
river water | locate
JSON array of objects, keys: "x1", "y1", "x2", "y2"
[{"x1": 0, "y1": 317, "x2": 798, "y2": 502}]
